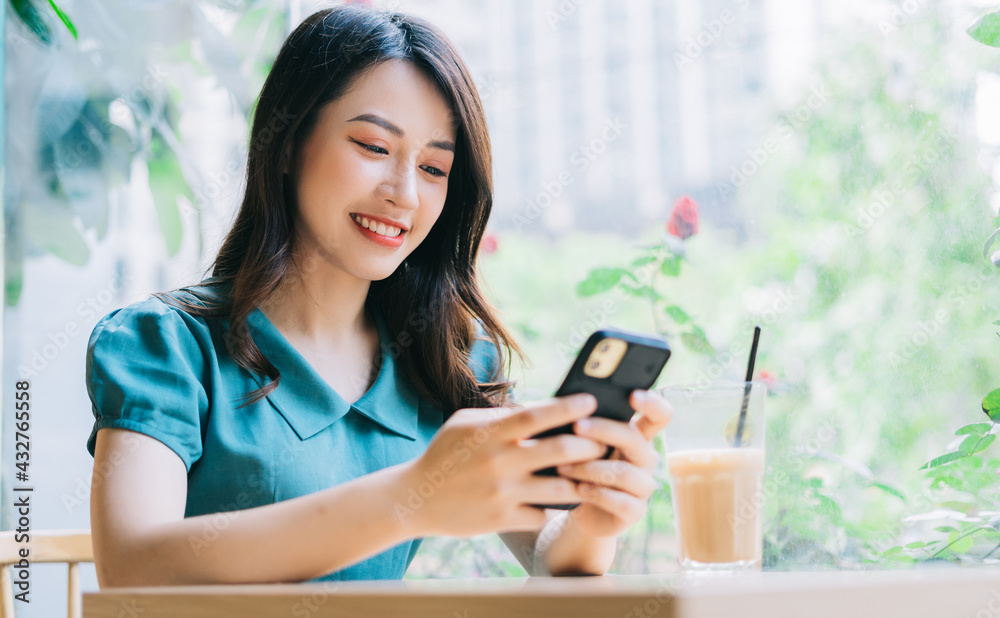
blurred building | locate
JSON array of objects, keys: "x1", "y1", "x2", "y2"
[{"x1": 408, "y1": 0, "x2": 817, "y2": 236}]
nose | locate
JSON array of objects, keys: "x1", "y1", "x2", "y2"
[{"x1": 379, "y1": 160, "x2": 420, "y2": 211}]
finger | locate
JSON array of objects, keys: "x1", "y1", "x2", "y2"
[
  {"x1": 515, "y1": 434, "x2": 608, "y2": 473},
  {"x1": 629, "y1": 390, "x2": 673, "y2": 442},
  {"x1": 502, "y1": 505, "x2": 550, "y2": 531},
  {"x1": 577, "y1": 482, "x2": 646, "y2": 523},
  {"x1": 556, "y1": 460, "x2": 656, "y2": 499},
  {"x1": 519, "y1": 477, "x2": 585, "y2": 506},
  {"x1": 449, "y1": 404, "x2": 520, "y2": 428},
  {"x1": 573, "y1": 417, "x2": 658, "y2": 470},
  {"x1": 494, "y1": 394, "x2": 598, "y2": 441}
]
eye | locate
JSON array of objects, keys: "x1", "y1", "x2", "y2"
[
  {"x1": 421, "y1": 165, "x2": 447, "y2": 178},
  {"x1": 351, "y1": 139, "x2": 388, "y2": 155}
]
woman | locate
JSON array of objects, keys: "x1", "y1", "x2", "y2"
[{"x1": 85, "y1": 5, "x2": 671, "y2": 585}]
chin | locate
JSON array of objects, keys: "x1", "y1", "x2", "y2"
[{"x1": 356, "y1": 263, "x2": 403, "y2": 282}]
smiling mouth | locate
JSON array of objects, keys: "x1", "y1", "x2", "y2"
[{"x1": 350, "y1": 213, "x2": 404, "y2": 238}]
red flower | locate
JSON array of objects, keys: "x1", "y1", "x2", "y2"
[
  {"x1": 480, "y1": 233, "x2": 498, "y2": 254},
  {"x1": 667, "y1": 195, "x2": 699, "y2": 240},
  {"x1": 757, "y1": 369, "x2": 776, "y2": 388}
]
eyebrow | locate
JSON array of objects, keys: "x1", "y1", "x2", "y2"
[{"x1": 347, "y1": 113, "x2": 455, "y2": 153}]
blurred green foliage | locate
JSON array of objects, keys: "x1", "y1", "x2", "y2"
[
  {"x1": 4, "y1": 1, "x2": 286, "y2": 304},
  {"x1": 7, "y1": 0, "x2": 75, "y2": 44},
  {"x1": 968, "y1": 9, "x2": 1000, "y2": 47},
  {"x1": 414, "y1": 4, "x2": 1000, "y2": 575}
]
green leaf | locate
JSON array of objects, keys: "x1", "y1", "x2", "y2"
[
  {"x1": 515, "y1": 322, "x2": 540, "y2": 341},
  {"x1": 931, "y1": 475, "x2": 964, "y2": 491},
  {"x1": 920, "y1": 451, "x2": 967, "y2": 469},
  {"x1": 660, "y1": 256, "x2": 682, "y2": 277},
  {"x1": 631, "y1": 255, "x2": 657, "y2": 267},
  {"x1": 982, "y1": 389, "x2": 1000, "y2": 422},
  {"x1": 813, "y1": 494, "x2": 843, "y2": 523},
  {"x1": 956, "y1": 423, "x2": 992, "y2": 436},
  {"x1": 993, "y1": 320, "x2": 1000, "y2": 326},
  {"x1": 10, "y1": 0, "x2": 52, "y2": 43},
  {"x1": 939, "y1": 500, "x2": 974, "y2": 512},
  {"x1": 0, "y1": 168, "x2": 17, "y2": 307},
  {"x1": 6, "y1": 262, "x2": 23, "y2": 307},
  {"x1": 147, "y1": 155, "x2": 188, "y2": 257},
  {"x1": 46, "y1": 0, "x2": 77, "y2": 40},
  {"x1": 967, "y1": 10, "x2": 1000, "y2": 47},
  {"x1": 24, "y1": 202, "x2": 90, "y2": 266},
  {"x1": 575, "y1": 268, "x2": 628, "y2": 297},
  {"x1": 960, "y1": 433, "x2": 996, "y2": 455},
  {"x1": 960, "y1": 435, "x2": 981, "y2": 455},
  {"x1": 882, "y1": 546, "x2": 903, "y2": 556},
  {"x1": 664, "y1": 305, "x2": 691, "y2": 324},
  {"x1": 870, "y1": 481, "x2": 906, "y2": 501},
  {"x1": 905, "y1": 541, "x2": 927, "y2": 549},
  {"x1": 935, "y1": 526, "x2": 959, "y2": 534},
  {"x1": 974, "y1": 433, "x2": 997, "y2": 453},
  {"x1": 680, "y1": 326, "x2": 714, "y2": 355},
  {"x1": 947, "y1": 531, "x2": 974, "y2": 554},
  {"x1": 620, "y1": 284, "x2": 662, "y2": 300}
]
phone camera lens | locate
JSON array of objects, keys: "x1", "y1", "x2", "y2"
[
  {"x1": 589, "y1": 361, "x2": 600, "y2": 369},
  {"x1": 599, "y1": 343, "x2": 610, "y2": 352}
]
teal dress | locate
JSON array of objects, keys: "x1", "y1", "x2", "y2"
[{"x1": 84, "y1": 282, "x2": 501, "y2": 581}]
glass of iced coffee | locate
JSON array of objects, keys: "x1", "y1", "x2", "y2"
[{"x1": 658, "y1": 381, "x2": 766, "y2": 571}]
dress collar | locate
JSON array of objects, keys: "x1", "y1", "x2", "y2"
[{"x1": 245, "y1": 305, "x2": 420, "y2": 441}]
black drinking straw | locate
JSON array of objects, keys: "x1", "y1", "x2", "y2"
[{"x1": 733, "y1": 326, "x2": 761, "y2": 447}]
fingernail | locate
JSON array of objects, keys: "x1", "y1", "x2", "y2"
[
  {"x1": 632, "y1": 390, "x2": 649, "y2": 403},
  {"x1": 575, "y1": 419, "x2": 591, "y2": 432}
]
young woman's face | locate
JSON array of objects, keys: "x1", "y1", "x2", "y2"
[{"x1": 290, "y1": 59, "x2": 456, "y2": 282}]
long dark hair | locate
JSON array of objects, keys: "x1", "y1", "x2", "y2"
[{"x1": 156, "y1": 5, "x2": 521, "y2": 415}]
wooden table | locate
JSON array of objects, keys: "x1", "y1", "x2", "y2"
[{"x1": 84, "y1": 568, "x2": 1000, "y2": 617}]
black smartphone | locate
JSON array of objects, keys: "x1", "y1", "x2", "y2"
[{"x1": 530, "y1": 327, "x2": 671, "y2": 509}]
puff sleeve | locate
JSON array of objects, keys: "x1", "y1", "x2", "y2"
[{"x1": 85, "y1": 299, "x2": 210, "y2": 472}]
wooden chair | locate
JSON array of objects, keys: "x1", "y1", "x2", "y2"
[{"x1": 0, "y1": 529, "x2": 93, "y2": 618}]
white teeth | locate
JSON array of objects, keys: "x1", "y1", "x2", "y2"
[{"x1": 352, "y1": 214, "x2": 403, "y2": 238}]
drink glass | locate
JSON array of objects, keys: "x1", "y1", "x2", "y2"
[{"x1": 658, "y1": 381, "x2": 766, "y2": 571}]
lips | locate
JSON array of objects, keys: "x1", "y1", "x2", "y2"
[
  {"x1": 350, "y1": 213, "x2": 408, "y2": 237},
  {"x1": 350, "y1": 213, "x2": 406, "y2": 248}
]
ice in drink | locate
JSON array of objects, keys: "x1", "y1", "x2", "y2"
[{"x1": 667, "y1": 448, "x2": 765, "y2": 568}]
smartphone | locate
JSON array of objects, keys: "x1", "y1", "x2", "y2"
[{"x1": 530, "y1": 327, "x2": 671, "y2": 509}]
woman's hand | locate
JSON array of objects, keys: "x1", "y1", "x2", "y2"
[
  {"x1": 401, "y1": 394, "x2": 607, "y2": 537},
  {"x1": 554, "y1": 389, "x2": 672, "y2": 538}
]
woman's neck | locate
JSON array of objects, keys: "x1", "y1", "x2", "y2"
[{"x1": 260, "y1": 258, "x2": 374, "y2": 346}]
